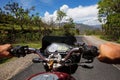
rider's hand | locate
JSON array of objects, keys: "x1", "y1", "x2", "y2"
[
  {"x1": 0, "y1": 44, "x2": 13, "y2": 58},
  {"x1": 98, "y1": 42, "x2": 120, "y2": 64}
]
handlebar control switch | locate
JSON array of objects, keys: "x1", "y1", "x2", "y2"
[{"x1": 10, "y1": 45, "x2": 29, "y2": 57}]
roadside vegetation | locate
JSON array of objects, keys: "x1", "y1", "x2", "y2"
[
  {"x1": 97, "y1": 0, "x2": 120, "y2": 42},
  {"x1": 0, "y1": 1, "x2": 79, "y2": 63},
  {"x1": 84, "y1": 0, "x2": 120, "y2": 43},
  {"x1": 0, "y1": 1, "x2": 79, "y2": 44}
]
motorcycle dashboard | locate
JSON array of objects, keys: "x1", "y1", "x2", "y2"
[{"x1": 46, "y1": 43, "x2": 71, "y2": 53}]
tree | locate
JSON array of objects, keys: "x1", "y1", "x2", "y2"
[
  {"x1": 4, "y1": 2, "x2": 19, "y2": 18},
  {"x1": 98, "y1": 0, "x2": 120, "y2": 40},
  {"x1": 16, "y1": 7, "x2": 33, "y2": 30},
  {"x1": 32, "y1": 13, "x2": 42, "y2": 31},
  {"x1": 63, "y1": 17, "x2": 75, "y2": 36},
  {"x1": 4, "y1": 2, "x2": 34, "y2": 30},
  {"x1": 67, "y1": 17, "x2": 75, "y2": 28},
  {"x1": 56, "y1": 10, "x2": 66, "y2": 27},
  {"x1": 0, "y1": 7, "x2": 15, "y2": 30},
  {"x1": 48, "y1": 17, "x2": 55, "y2": 28}
]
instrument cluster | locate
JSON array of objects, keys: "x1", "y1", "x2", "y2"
[{"x1": 46, "y1": 43, "x2": 71, "y2": 54}]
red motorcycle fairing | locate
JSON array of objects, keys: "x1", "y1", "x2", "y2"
[{"x1": 27, "y1": 72, "x2": 75, "y2": 80}]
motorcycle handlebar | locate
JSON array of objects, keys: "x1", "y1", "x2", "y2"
[
  {"x1": 28, "y1": 47, "x2": 80, "y2": 62},
  {"x1": 63, "y1": 48, "x2": 80, "y2": 61},
  {"x1": 10, "y1": 44, "x2": 99, "y2": 62},
  {"x1": 29, "y1": 48, "x2": 49, "y2": 62}
]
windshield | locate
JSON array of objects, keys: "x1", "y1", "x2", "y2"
[{"x1": 41, "y1": 36, "x2": 76, "y2": 51}]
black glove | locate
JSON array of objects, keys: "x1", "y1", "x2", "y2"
[
  {"x1": 10, "y1": 45, "x2": 29, "y2": 57},
  {"x1": 82, "y1": 45, "x2": 98, "y2": 60}
]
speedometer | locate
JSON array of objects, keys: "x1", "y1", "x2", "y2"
[{"x1": 47, "y1": 43, "x2": 71, "y2": 53}]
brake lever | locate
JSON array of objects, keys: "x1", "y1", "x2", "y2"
[{"x1": 32, "y1": 58, "x2": 44, "y2": 63}]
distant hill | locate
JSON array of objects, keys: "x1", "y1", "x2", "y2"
[
  {"x1": 90, "y1": 25, "x2": 101, "y2": 28},
  {"x1": 75, "y1": 23, "x2": 101, "y2": 33},
  {"x1": 54, "y1": 22, "x2": 101, "y2": 33}
]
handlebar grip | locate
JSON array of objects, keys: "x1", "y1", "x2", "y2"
[{"x1": 10, "y1": 45, "x2": 29, "y2": 57}]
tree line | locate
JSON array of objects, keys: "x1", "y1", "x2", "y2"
[
  {"x1": 0, "y1": 1, "x2": 78, "y2": 44},
  {"x1": 98, "y1": 0, "x2": 120, "y2": 41}
]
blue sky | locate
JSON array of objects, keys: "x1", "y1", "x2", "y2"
[{"x1": 0, "y1": 0, "x2": 101, "y2": 25}]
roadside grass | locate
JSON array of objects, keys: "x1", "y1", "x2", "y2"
[
  {"x1": 117, "y1": 38, "x2": 120, "y2": 43},
  {"x1": 0, "y1": 41, "x2": 41, "y2": 64},
  {"x1": 0, "y1": 57, "x2": 16, "y2": 65},
  {"x1": 13, "y1": 41, "x2": 41, "y2": 48},
  {"x1": 93, "y1": 34, "x2": 120, "y2": 43}
]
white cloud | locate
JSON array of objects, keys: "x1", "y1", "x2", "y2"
[
  {"x1": 42, "y1": 11, "x2": 57, "y2": 23},
  {"x1": 82, "y1": 17, "x2": 101, "y2": 25},
  {"x1": 60, "y1": 5, "x2": 69, "y2": 13},
  {"x1": 42, "y1": 4, "x2": 101, "y2": 25}
]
